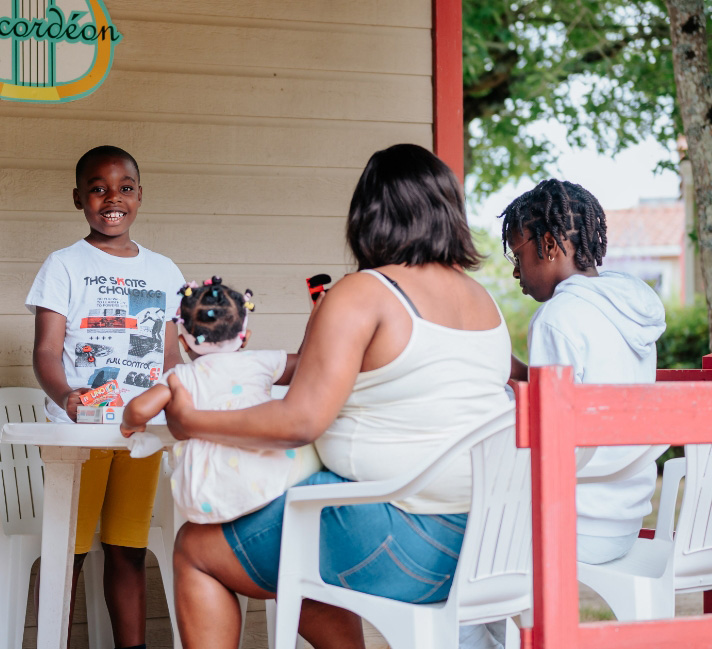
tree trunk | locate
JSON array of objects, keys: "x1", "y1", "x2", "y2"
[{"x1": 666, "y1": 0, "x2": 712, "y2": 349}]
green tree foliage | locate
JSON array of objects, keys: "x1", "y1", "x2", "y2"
[
  {"x1": 471, "y1": 228, "x2": 539, "y2": 360},
  {"x1": 462, "y1": 0, "x2": 712, "y2": 197},
  {"x1": 656, "y1": 297, "x2": 710, "y2": 369}
]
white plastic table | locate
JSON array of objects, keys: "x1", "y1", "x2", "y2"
[{"x1": 0, "y1": 423, "x2": 175, "y2": 649}]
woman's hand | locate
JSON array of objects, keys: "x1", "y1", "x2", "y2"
[{"x1": 164, "y1": 374, "x2": 197, "y2": 440}]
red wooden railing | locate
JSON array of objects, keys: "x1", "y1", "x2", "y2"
[{"x1": 515, "y1": 354, "x2": 712, "y2": 649}]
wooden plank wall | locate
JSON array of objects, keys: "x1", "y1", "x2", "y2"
[{"x1": 0, "y1": 0, "x2": 433, "y2": 387}]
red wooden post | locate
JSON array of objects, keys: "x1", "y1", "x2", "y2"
[
  {"x1": 527, "y1": 359, "x2": 712, "y2": 649},
  {"x1": 528, "y1": 366, "x2": 580, "y2": 649},
  {"x1": 704, "y1": 590, "x2": 712, "y2": 615},
  {"x1": 432, "y1": 0, "x2": 464, "y2": 183}
]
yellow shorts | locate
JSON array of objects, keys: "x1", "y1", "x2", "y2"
[{"x1": 74, "y1": 448, "x2": 162, "y2": 554}]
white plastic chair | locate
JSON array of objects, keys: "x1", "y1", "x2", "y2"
[
  {"x1": 274, "y1": 407, "x2": 531, "y2": 649},
  {"x1": 0, "y1": 387, "x2": 46, "y2": 649},
  {"x1": 576, "y1": 444, "x2": 708, "y2": 620},
  {"x1": 0, "y1": 387, "x2": 181, "y2": 649}
]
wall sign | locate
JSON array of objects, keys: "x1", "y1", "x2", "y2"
[{"x1": 0, "y1": 0, "x2": 122, "y2": 103}]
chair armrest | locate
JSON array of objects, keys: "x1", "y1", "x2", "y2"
[
  {"x1": 577, "y1": 444, "x2": 668, "y2": 483},
  {"x1": 654, "y1": 456, "x2": 685, "y2": 542},
  {"x1": 277, "y1": 406, "x2": 516, "y2": 594},
  {"x1": 284, "y1": 406, "x2": 516, "y2": 510}
]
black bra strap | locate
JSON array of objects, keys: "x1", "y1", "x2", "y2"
[{"x1": 374, "y1": 272, "x2": 422, "y2": 318}]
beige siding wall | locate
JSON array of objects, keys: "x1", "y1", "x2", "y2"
[{"x1": 0, "y1": 0, "x2": 433, "y2": 387}]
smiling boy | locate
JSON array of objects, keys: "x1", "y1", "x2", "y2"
[{"x1": 26, "y1": 145, "x2": 185, "y2": 648}]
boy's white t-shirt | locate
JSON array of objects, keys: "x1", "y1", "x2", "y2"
[
  {"x1": 159, "y1": 350, "x2": 322, "y2": 523},
  {"x1": 26, "y1": 239, "x2": 185, "y2": 422}
]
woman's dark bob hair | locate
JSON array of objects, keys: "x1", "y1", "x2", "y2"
[{"x1": 346, "y1": 144, "x2": 483, "y2": 271}]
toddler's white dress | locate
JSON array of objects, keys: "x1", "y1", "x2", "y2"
[{"x1": 160, "y1": 350, "x2": 321, "y2": 523}]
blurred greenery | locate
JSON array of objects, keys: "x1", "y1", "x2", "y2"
[
  {"x1": 656, "y1": 297, "x2": 710, "y2": 369},
  {"x1": 471, "y1": 227, "x2": 538, "y2": 361},
  {"x1": 655, "y1": 298, "x2": 709, "y2": 469}
]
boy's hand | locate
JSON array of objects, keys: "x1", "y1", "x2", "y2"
[
  {"x1": 62, "y1": 388, "x2": 90, "y2": 422},
  {"x1": 164, "y1": 374, "x2": 197, "y2": 441}
]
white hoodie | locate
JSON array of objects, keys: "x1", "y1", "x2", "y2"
[{"x1": 528, "y1": 271, "x2": 666, "y2": 537}]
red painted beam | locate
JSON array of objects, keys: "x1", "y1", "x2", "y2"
[
  {"x1": 578, "y1": 616, "x2": 712, "y2": 649},
  {"x1": 656, "y1": 368, "x2": 712, "y2": 381},
  {"x1": 432, "y1": 0, "x2": 463, "y2": 183},
  {"x1": 571, "y1": 381, "x2": 712, "y2": 446}
]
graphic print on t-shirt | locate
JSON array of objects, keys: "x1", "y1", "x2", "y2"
[
  {"x1": 80, "y1": 307, "x2": 138, "y2": 332},
  {"x1": 74, "y1": 342, "x2": 113, "y2": 367},
  {"x1": 87, "y1": 367, "x2": 120, "y2": 388},
  {"x1": 78, "y1": 276, "x2": 169, "y2": 397}
]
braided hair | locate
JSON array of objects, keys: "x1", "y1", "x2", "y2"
[
  {"x1": 177, "y1": 277, "x2": 252, "y2": 344},
  {"x1": 499, "y1": 179, "x2": 607, "y2": 270}
]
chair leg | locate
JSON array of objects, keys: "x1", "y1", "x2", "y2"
[
  {"x1": 147, "y1": 527, "x2": 182, "y2": 649},
  {"x1": 237, "y1": 594, "x2": 249, "y2": 649},
  {"x1": 0, "y1": 535, "x2": 40, "y2": 649},
  {"x1": 84, "y1": 544, "x2": 115, "y2": 649},
  {"x1": 503, "y1": 618, "x2": 521, "y2": 649},
  {"x1": 267, "y1": 598, "x2": 305, "y2": 649},
  {"x1": 273, "y1": 594, "x2": 306, "y2": 649}
]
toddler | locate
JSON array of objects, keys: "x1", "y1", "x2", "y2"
[{"x1": 121, "y1": 277, "x2": 322, "y2": 523}]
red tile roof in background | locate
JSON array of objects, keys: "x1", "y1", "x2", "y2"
[{"x1": 605, "y1": 201, "x2": 684, "y2": 250}]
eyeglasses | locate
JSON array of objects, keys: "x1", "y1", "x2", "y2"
[{"x1": 503, "y1": 236, "x2": 535, "y2": 267}]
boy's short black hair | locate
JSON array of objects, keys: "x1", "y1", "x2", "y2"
[
  {"x1": 499, "y1": 179, "x2": 607, "y2": 270},
  {"x1": 346, "y1": 144, "x2": 483, "y2": 271},
  {"x1": 75, "y1": 145, "x2": 140, "y2": 186}
]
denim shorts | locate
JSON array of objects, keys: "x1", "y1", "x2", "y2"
[{"x1": 222, "y1": 470, "x2": 468, "y2": 603}]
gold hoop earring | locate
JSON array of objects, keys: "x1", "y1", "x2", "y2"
[{"x1": 548, "y1": 255, "x2": 554, "y2": 262}]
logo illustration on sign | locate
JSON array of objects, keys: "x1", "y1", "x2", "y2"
[{"x1": 0, "y1": 0, "x2": 122, "y2": 103}]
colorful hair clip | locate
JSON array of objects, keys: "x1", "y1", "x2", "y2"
[
  {"x1": 203, "y1": 278, "x2": 212, "y2": 286},
  {"x1": 207, "y1": 309, "x2": 215, "y2": 318},
  {"x1": 196, "y1": 334, "x2": 206, "y2": 344},
  {"x1": 179, "y1": 281, "x2": 200, "y2": 297},
  {"x1": 212, "y1": 289, "x2": 219, "y2": 298},
  {"x1": 171, "y1": 316, "x2": 185, "y2": 324},
  {"x1": 243, "y1": 289, "x2": 255, "y2": 312}
]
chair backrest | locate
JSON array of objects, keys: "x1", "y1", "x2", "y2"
[
  {"x1": 576, "y1": 444, "x2": 668, "y2": 483},
  {"x1": 452, "y1": 424, "x2": 532, "y2": 621},
  {"x1": 675, "y1": 444, "x2": 712, "y2": 581},
  {"x1": 0, "y1": 387, "x2": 47, "y2": 536}
]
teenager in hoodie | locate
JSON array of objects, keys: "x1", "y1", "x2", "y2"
[
  {"x1": 503, "y1": 178, "x2": 666, "y2": 564},
  {"x1": 459, "y1": 179, "x2": 666, "y2": 649}
]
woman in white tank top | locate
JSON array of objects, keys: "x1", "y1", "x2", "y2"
[{"x1": 163, "y1": 144, "x2": 513, "y2": 649}]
